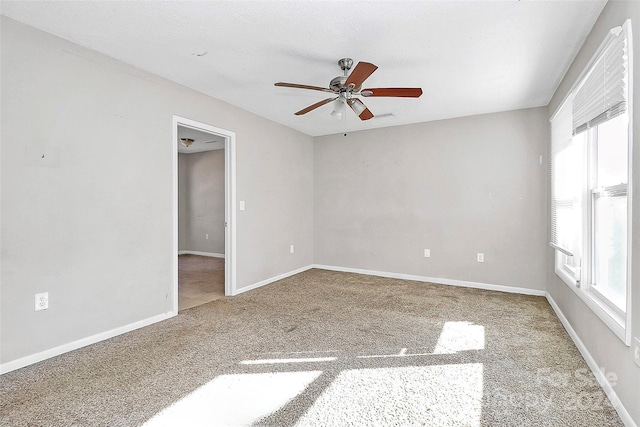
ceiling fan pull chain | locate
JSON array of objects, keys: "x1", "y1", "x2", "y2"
[{"x1": 344, "y1": 103, "x2": 348, "y2": 136}]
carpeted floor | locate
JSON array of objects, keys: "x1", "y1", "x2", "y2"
[{"x1": 0, "y1": 269, "x2": 624, "y2": 426}]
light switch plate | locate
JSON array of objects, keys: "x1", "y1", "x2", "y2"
[
  {"x1": 424, "y1": 249, "x2": 430, "y2": 258},
  {"x1": 634, "y1": 337, "x2": 640, "y2": 368},
  {"x1": 239, "y1": 201, "x2": 245, "y2": 211}
]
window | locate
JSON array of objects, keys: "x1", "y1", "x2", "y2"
[
  {"x1": 550, "y1": 21, "x2": 633, "y2": 344},
  {"x1": 590, "y1": 114, "x2": 629, "y2": 314},
  {"x1": 550, "y1": 98, "x2": 583, "y2": 284}
]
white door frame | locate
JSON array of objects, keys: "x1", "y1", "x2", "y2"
[{"x1": 172, "y1": 115, "x2": 237, "y2": 315}]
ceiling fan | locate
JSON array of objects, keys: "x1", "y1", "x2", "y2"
[{"x1": 275, "y1": 58, "x2": 422, "y2": 121}]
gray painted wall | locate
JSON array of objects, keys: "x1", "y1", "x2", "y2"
[
  {"x1": 178, "y1": 153, "x2": 188, "y2": 251},
  {"x1": 178, "y1": 150, "x2": 225, "y2": 254},
  {"x1": 0, "y1": 17, "x2": 314, "y2": 364},
  {"x1": 547, "y1": 1, "x2": 640, "y2": 424},
  {"x1": 2, "y1": 9, "x2": 638, "y2": 423},
  {"x1": 314, "y1": 108, "x2": 548, "y2": 291}
]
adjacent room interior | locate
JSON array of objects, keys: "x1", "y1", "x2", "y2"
[
  {"x1": 1, "y1": 1, "x2": 639, "y2": 426},
  {"x1": 177, "y1": 125, "x2": 226, "y2": 311}
]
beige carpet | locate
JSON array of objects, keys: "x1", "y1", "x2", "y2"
[
  {"x1": 178, "y1": 255, "x2": 225, "y2": 311},
  {"x1": 0, "y1": 269, "x2": 624, "y2": 426}
]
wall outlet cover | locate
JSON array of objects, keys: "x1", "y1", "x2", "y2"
[
  {"x1": 634, "y1": 337, "x2": 640, "y2": 368},
  {"x1": 35, "y1": 292, "x2": 49, "y2": 311}
]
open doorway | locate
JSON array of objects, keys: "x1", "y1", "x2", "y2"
[{"x1": 172, "y1": 116, "x2": 236, "y2": 314}]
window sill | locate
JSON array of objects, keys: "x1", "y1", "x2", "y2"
[{"x1": 555, "y1": 268, "x2": 629, "y2": 345}]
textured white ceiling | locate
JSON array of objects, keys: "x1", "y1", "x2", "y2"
[
  {"x1": 1, "y1": 1, "x2": 606, "y2": 136},
  {"x1": 177, "y1": 126, "x2": 224, "y2": 154}
]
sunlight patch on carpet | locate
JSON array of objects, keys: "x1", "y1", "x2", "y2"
[
  {"x1": 142, "y1": 371, "x2": 322, "y2": 427},
  {"x1": 434, "y1": 321, "x2": 485, "y2": 354},
  {"x1": 295, "y1": 363, "x2": 484, "y2": 426}
]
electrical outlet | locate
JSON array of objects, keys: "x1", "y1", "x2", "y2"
[
  {"x1": 477, "y1": 253, "x2": 484, "y2": 263},
  {"x1": 634, "y1": 338, "x2": 640, "y2": 368},
  {"x1": 290, "y1": 244, "x2": 295, "y2": 254},
  {"x1": 424, "y1": 249, "x2": 431, "y2": 258},
  {"x1": 205, "y1": 233, "x2": 209, "y2": 240},
  {"x1": 239, "y1": 200, "x2": 245, "y2": 211},
  {"x1": 35, "y1": 292, "x2": 48, "y2": 311}
]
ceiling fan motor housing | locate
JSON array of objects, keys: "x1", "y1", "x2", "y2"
[
  {"x1": 332, "y1": 58, "x2": 358, "y2": 92},
  {"x1": 330, "y1": 76, "x2": 351, "y2": 92}
]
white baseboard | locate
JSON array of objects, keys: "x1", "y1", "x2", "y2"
[
  {"x1": 178, "y1": 250, "x2": 225, "y2": 258},
  {"x1": 0, "y1": 311, "x2": 175, "y2": 375},
  {"x1": 546, "y1": 294, "x2": 636, "y2": 427},
  {"x1": 312, "y1": 264, "x2": 546, "y2": 296},
  {"x1": 233, "y1": 265, "x2": 314, "y2": 296}
]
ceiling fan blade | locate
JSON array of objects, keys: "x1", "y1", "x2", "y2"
[
  {"x1": 347, "y1": 98, "x2": 374, "y2": 121},
  {"x1": 344, "y1": 62, "x2": 378, "y2": 89},
  {"x1": 295, "y1": 97, "x2": 338, "y2": 115},
  {"x1": 360, "y1": 88, "x2": 423, "y2": 98},
  {"x1": 275, "y1": 82, "x2": 333, "y2": 93}
]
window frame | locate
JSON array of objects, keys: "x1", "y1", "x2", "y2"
[{"x1": 550, "y1": 20, "x2": 633, "y2": 346}]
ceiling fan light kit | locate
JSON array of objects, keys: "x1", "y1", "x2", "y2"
[
  {"x1": 180, "y1": 138, "x2": 195, "y2": 148},
  {"x1": 275, "y1": 58, "x2": 422, "y2": 121},
  {"x1": 330, "y1": 98, "x2": 346, "y2": 120}
]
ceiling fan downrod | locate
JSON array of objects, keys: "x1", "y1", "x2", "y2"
[{"x1": 338, "y1": 58, "x2": 354, "y2": 76}]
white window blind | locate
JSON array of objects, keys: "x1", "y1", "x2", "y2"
[
  {"x1": 550, "y1": 98, "x2": 581, "y2": 257},
  {"x1": 573, "y1": 26, "x2": 628, "y2": 135}
]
